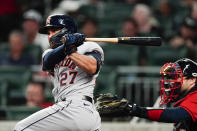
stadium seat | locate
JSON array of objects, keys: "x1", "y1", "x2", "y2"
[
  {"x1": 145, "y1": 45, "x2": 189, "y2": 66},
  {"x1": 97, "y1": 18, "x2": 123, "y2": 37},
  {"x1": 0, "y1": 81, "x2": 8, "y2": 106},
  {"x1": 94, "y1": 66, "x2": 117, "y2": 95},
  {"x1": 0, "y1": 66, "x2": 32, "y2": 105},
  {"x1": 98, "y1": 3, "x2": 133, "y2": 37},
  {"x1": 79, "y1": 3, "x2": 134, "y2": 37},
  {"x1": 44, "y1": 83, "x2": 54, "y2": 103},
  {"x1": 0, "y1": 43, "x2": 9, "y2": 52},
  {"x1": 157, "y1": 16, "x2": 175, "y2": 39},
  {"x1": 0, "y1": 43, "x2": 42, "y2": 64},
  {"x1": 103, "y1": 3, "x2": 133, "y2": 19},
  {"x1": 78, "y1": 5, "x2": 98, "y2": 19},
  {"x1": 5, "y1": 106, "x2": 40, "y2": 120},
  {"x1": 102, "y1": 44, "x2": 140, "y2": 66},
  {"x1": 24, "y1": 44, "x2": 42, "y2": 64}
]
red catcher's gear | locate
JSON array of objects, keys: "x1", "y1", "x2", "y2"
[{"x1": 160, "y1": 63, "x2": 183, "y2": 105}]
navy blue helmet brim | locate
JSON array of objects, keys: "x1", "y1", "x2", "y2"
[
  {"x1": 38, "y1": 26, "x2": 49, "y2": 34},
  {"x1": 38, "y1": 25, "x2": 63, "y2": 34}
]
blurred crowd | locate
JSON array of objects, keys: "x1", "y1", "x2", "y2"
[
  {"x1": 1, "y1": 0, "x2": 197, "y2": 66},
  {"x1": 1, "y1": 0, "x2": 197, "y2": 109}
]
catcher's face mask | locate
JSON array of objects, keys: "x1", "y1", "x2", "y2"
[{"x1": 159, "y1": 63, "x2": 183, "y2": 105}]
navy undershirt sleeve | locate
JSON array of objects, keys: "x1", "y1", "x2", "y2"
[
  {"x1": 85, "y1": 51, "x2": 102, "y2": 74},
  {"x1": 133, "y1": 106, "x2": 193, "y2": 123},
  {"x1": 160, "y1": 107, "x2": 192, "y2": 123},
  {"x1": 43, "y1": 45, "x2": 66, "y2": 71}
]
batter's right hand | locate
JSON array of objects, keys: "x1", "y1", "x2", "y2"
[{"x1": 63, "y1": 33, "x2": 86, "y2": 47}]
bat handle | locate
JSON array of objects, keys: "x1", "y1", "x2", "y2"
[{"x1": 85, "y1": 38, "x2": 118, "y2": 43}]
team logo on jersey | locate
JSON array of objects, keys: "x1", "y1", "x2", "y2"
[{"x1": 55, "y1": 57, "x2": 77, "y2": 70}]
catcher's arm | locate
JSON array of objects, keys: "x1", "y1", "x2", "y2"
[
  {"x1": 131, "y1": 105, "x2": 192, "y2": 123},
  {"x1": 95, "y1": 94, "x2": 192, "y2": 123}
]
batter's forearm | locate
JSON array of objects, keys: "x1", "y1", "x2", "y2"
[
  {"x1": 69, "y1": 52, "x2": 97, "y2": 75},
  {"x1": 43, "y1": 45, "x2": 66, "y2": 71}
]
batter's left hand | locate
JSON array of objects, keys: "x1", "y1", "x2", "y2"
[
  {"x1": 64, "y1": 33, "x2": 86, "y2": 47},
  {"x1": 63, "y1": 33, "x2": 85, "y2": 55}
]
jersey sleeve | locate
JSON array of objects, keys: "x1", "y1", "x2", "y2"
[
  {"x1": 176, "y1": 92, "x2": 197, "y2": 122},
  {"x1": 77, "y1": 42, "x2": 104, "y2": 63},
  {"x1": 77, "y1": 42, "x2": 104, "y2": 75}
]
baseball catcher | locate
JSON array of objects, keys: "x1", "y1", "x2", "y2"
[{"x1": 96, "y1": 58, "x2": 197, "y2": 131}]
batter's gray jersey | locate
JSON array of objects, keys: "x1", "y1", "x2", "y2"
[
  {"x1": 13, "y1": 42, "x2": 104, "y2": 131},
  {"x1": 49, "y1": 41, "x2": 104, "y2": 102}
]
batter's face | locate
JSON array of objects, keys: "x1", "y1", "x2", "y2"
[{"x1": 48, "y1": 28, "x2": 61, "y2": 48}]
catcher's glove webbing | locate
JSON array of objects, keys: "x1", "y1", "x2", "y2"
[{"x1": 95, "y1": 93, "x2": 132, "y2": 117}]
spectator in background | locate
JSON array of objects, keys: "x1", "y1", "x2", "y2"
[
  {"x1": 131, "y1": 4, "x2": 162, "y2": 37},
  {"x1": 170, "y1": 17, "x2": 197, "y2": 59},
  {"x1": 118, "y1": 18, "x2": 138, "y2": 37},
  {"x1": 87, "y1": 0, "x2": 102, "y2": 5},
  {"x1": 50, "y1": 0, "x2": 82, "y2": 15},
  {"x1": 183, "y1": 0, "x2": 196, "y2": 8},
  {"x1": 80, "y1": 18, "x2": 98, "y2": 37},
  {"x1": 124, "y1": 0, "x2": 137, "y2": 4},
  {"x1": 131, "y1": 4, "x2": 163, "y2": 66},
  {"x1": 26, "y1": 82, "x2": 53, "y2": 108},
  {"x1": 190, "y1": 2, "x2": 197, "y2": 21},
  {"x1": 0, "y1": 30, "x2": 35, "y2": 66},
  {"x1": 154, "y1": 0, "x2": 174, "y2": 40},
  {"x1": 23, "y1": 10, "x2": 48, "y2": 51},
  {"x1": 0, "y1": 0, "x2": 21, "y2": 42},
  {"x1": 17, "y1": 0, "x2": 45, "y2": 15}
]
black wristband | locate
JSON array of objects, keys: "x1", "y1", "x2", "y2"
[{"x1": 131, "y1": 104, "x2": 149, "y2": 119}]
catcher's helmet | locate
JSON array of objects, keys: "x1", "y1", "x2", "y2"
[
  {"x1": 159, "y1": 58, "x2": 197, "y2": 105},
  {"x1": 39, "y1": 14, "x2": 77, "y2": 34},
  {"x1": 175, "y1": 58, "x2": 197, "y2": 78}
]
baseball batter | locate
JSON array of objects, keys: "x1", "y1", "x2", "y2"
[{"x1": 14, "y1": 14, "x2": 103, "y2": 131}]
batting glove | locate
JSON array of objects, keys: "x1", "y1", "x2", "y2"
[
  {"x1": 63, "y1": 33, "x2": 85, "y2": 55},
  {"x1": 63, "y1": 33, "x2": 86, "y2": 47}
]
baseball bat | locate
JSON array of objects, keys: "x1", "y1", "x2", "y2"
[{"x1": 85, "y1": 37, "x2": 162, "y2": 46}]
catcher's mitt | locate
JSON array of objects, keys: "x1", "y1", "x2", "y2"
[{"x1": 95, "y1": 93, "x2": 132, "y2": 117}]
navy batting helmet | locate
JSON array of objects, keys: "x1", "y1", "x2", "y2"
[{"x1": 39, "y1": 14, "x2": 77, "y2": 34}]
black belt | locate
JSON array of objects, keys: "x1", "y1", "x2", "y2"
[
  {"x1": 82, "y1": 96, "x2": 93, "y2": 103},
  {"x1": 61, "y1": 96, "x2": 93, "y2": 103}
]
